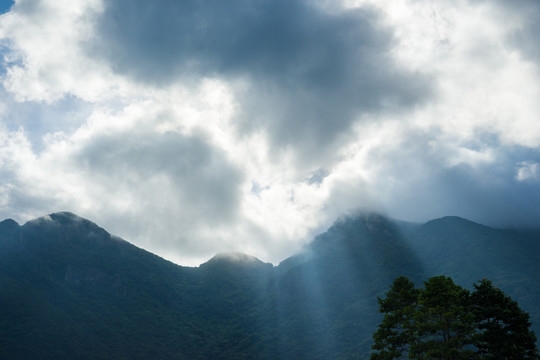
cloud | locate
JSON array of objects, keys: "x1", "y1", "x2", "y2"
[
  {"x1": 502, "y1": 2, "x2": 540, "y2": 65},
  {"x1": 1, "y1": 0, "x2": 540, "y2": 266},
  {"x1": 0, "y1": 0, "x2": 131, "y2": 102},
  {"x1": 382, "y1": 150, "x2": 540, "y2": 228},
  {"x1": 96, "y1": 0, "x2": 396, "y2": 85},
  {"x1": 461, "y1": 0, "x2": 540, "y2": 67},
  {"x1": 515, "y1": 161, "x2": 540, "y2": 182},
  {"x1": 74, "y1": 129, "x2": 247, "y2": 261},
  {"x1": 75, "y1": 130, "x2": 243, "y2": 224},
  {"x1": 93, "y1": 0, "x2": 431, "y2": 162},
  {"x1": 0, "y1": 96, "x2": 249, "y2": 264},
  {"x1": 321, "y1": 116, "x2": 540, "y2": 228}
]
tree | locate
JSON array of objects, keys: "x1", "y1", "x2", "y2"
[
  {"x1": 410, "y1": 276, "x2": 476, "y2": 360},
  {"x1": 371, "y1": 276, "x2": 419, "y2": 359},
  {"x1": 471, "y1": 279, "x2": 539, "y2": 360},
  {"x1": 371, "y1": 276, "x2": 539, "y2": 360}
]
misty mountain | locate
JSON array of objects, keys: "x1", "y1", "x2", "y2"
[{"x1": 0, "y1": 212, "x2": 538, "y2": 359}]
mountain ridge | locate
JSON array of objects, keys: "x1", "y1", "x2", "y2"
[
  {"x1": 1, "y1": 211, "x2": 539, "y2": 359},
  {"x1": 3, "y1": 211, "x2": 539, "y2": 266}
]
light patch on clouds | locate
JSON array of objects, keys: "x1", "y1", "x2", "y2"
[
  {"x1": 1, "y1": 0, "x2": 540, "y2": 265},
  {"x1": 516, "y1": 161, "x2": 540, "y2": 182}
]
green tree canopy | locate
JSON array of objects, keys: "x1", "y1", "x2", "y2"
[
  {"x1": 410, "y1": 276, "x2": 475, "y2": 360},
  {"x1": 371, "y1": 276, "x2": 540, "y2": 360},
  {"x1": 371, "y1": 276, "x2": 419, "y2": 359},
  {"x1": 471, "y1": 279, "x2": 539, "y2": 360}
]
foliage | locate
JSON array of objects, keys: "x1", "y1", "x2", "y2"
[
  {"x1": 371, "y1": 276, "x2": 419, "y2": 359},
  {"x1": 371, "y1": 276, "x2": 540, "y2": 360},
  {"x1": 411, "y1": 276, "x2": 476, "y2": 360},
  {"x1": 471, "y1": 279, "x2": 539, "y2": 360}
]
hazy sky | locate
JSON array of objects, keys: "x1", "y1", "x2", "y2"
[{"x1": 1, "y1": 0, "x2": 540, "y2": 266}]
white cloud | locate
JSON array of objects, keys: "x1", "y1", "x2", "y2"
[{"x1": 0, "y1": 0, "x2": 134, "y2": 102}]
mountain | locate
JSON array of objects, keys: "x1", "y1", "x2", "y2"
[
  {"x1": 0, "y1": 211, "x2": 539, "y2": 359},
  {"x1": 404, "y1": 215, "x2": 540, "y2": 333},
  {"x1": 0, "y1": 212, "x2": 199, "y2": 359}
]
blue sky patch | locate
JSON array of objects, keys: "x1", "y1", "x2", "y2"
[{"x1": 0, "y1": 0, "x2": 13, "y2": 14}]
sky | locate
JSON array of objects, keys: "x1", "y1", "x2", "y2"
[{"x1": 1, "y1": 0, "x2": 540, "y2": 266}]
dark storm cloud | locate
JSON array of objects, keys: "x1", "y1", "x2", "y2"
[
  {"x1": 93, "y1": 0, "x2": 430, "y2": 160},
  {"x1": 96, "y1": 0, "x2": 384, "y2": 84}
]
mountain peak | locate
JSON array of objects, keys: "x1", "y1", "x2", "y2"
[
  {"x1": 428, "y1": 215, "x2": 474, "y2": 223},
  {"x1": 0, "y1": 218, "x2": 20, "y2": 241},
  {"x1": 210, "y1": 252, "x2": 264, "y2": 264},
  {"x1": 25, "y1": 211, "x2": 100, "y2": 228},
  {"x1": 0, "y1": 218, "x2": 19, "y2": 228},
  {"x1": 313, "y1": 211, "x2": 396, "y2": 248},
  {"x1": 334, "y1": 211, "x2": 390, "y2": 225},
  {"x1": 422, "y1": 216, "x2": 490, "y2": 231},
  {"x1": 21, "y1": 212, "x2": 112, "y2": 246},
  {"x1": 202, "y1": 252, "x2": 272, "y2": 270},
  {"x1": 34, "y1": 211, "x2": 88, "y2": 225}
]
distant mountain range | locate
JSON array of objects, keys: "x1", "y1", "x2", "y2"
[{"x1": 1, "y1": 211, "x2": 539, "y2": 359}]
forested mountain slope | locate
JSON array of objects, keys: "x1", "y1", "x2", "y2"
[{"x1": 1, "y1": 212, "x2": 538, "y2": 359}]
